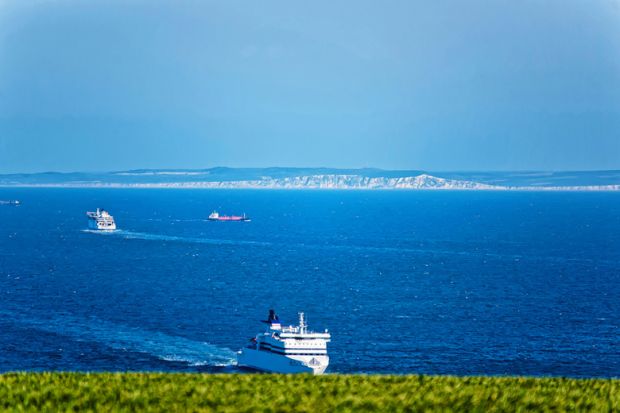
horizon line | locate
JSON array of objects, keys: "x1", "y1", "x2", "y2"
[{"x1": 2, "y1": 167, "x2": 620, "y2": 175}]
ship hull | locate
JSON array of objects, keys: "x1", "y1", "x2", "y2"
[
  {"x1": 88, "y1": 221, "x2": 117, "y2": 231},
  {"x1": 237, "y1": 348, "x2": 328, "y2": 375}
]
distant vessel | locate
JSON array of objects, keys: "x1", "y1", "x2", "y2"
[
  {"x1": 0, "y1": 200, "x2": 20, "y2": 206},
  {"x1": 237, "y1": 310, "x2": 331, "y2": 374},
  {"x1": 86, "y1": 208, "x2": 117, "y2": 230},
  {"x1": 208, "y1": 211, "x2": 250, "y2": 222}
]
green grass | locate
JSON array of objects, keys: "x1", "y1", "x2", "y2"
[{"x1": 0, "y1": 373, "x2": 618, "y2": 412}]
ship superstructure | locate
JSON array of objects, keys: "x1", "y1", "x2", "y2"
[
  {"x1": 237, "y1": 310, "x2": 331, "y2": 374},
  {"x1": 86, "y1": 208, "x2": 117, "y2": 230}
]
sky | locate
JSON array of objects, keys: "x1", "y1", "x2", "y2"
[{"x1": 0, "y1": 0, "x2": 619, "y2": 173}]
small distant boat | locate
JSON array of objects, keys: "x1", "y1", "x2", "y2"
[
  {"x1": 0, "y1": 200, "x2": 20, "y2": 206},
  {"x1": 86, "y1": 208, "x2": 117, "y2": 230},
  {"x1": 208, "y1": 211, "x2": 250, "y2": 222},
  {"x1": 237, "y1": 310, "x2": 331, "y2": 374}
]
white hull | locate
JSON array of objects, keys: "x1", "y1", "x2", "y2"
[
  {"x1": 88, "y1": 220, "x2": 117, "y2": 231},
  {"x1": 237, "y1": 348, "x2": 328, "y2": 375}
]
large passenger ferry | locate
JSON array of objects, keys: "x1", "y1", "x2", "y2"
[
  {"x1": 86, "y1": 208, "x2": 117, "y2": 230},
  {"x1": 237, "y1": 310, "x2": 331, "y2": 374}
]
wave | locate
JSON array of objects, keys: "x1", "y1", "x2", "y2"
[
  {"x1": 287, "y1": 241, "x2": 491, "y2": 257},
  {"x1": 284, "y1": 241, "x2": 601, "y2": 265},
  {"x1": 0, "y1": 308, "x2": 237, "y2": 367}
]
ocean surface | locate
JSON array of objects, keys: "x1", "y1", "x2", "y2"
[{"x1": 0, "y1": 188, "x2": 619, "y2": 377}]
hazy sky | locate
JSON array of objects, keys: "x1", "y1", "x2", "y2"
[{"x1": 1, "y1": 0, "x2": 619, "y2": 173}]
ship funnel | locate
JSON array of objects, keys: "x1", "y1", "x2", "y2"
[{"x1": 263, "y1": 309, "x2": 281, "y2": 330}]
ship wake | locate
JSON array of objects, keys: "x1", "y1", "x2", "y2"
[
  {"x1": 1, "y1": 308, "x2": 237, "y2": 367},
  {"x1": 85, "y1": 229, "x2": 270, "y2": 247}
]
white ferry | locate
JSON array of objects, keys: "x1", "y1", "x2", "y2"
[
  {"x1": 237, "y1": 310, "x2": 331, "y2": 374},
  {"x1": 86, "y1": 208, "x2": 117, "y2": 230}
]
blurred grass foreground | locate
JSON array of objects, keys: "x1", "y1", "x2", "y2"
[{"x1": 1, "y1": 373, "x2": 618, "y2": 412}]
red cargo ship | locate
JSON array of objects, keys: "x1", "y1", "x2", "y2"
[{"x1": 208, "y1": 211, "x2": 250, "y2": 222}]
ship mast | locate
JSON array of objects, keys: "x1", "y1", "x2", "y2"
[{"x1": 299, "y1": 312, "x2": 307, "y2": 334}]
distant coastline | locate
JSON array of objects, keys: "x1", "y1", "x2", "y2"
[
  {"x1": 1, "y1": 168, "x2": 619, "y2": 191},
  {"x1": 2, "y1": 180, "x2": 620, "y2": 191}
]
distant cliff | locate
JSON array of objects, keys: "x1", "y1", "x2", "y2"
[
  {"x1": 119, "y1": 174, "x2": 502, "y2": 190},
  {"x1": 1, "y1": 168, "x2": 619, "y2": 190}
]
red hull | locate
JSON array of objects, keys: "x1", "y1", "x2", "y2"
[{"x1": 208, "y1": 215, "x2": 250, "y2": 221}]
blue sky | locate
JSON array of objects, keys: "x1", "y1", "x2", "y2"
[{"x1": 0, "y1": 0, "x2": 619, "y2": 173}]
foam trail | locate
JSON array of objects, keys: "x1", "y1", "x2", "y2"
[
  {"x1": 81, "y1": 229, "x2": 120, "y2": 235},
  {"x1": 83, "y1": 230, "x2": 584, "y2": 265},
  {"x1": 1, "y1": 308, "x2": 237, "y2": 367},
  {"x1": 85, "y1": 229, "x2": 270, "y2": 247}
]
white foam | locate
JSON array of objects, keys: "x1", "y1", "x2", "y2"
[
  {"x1": 1, "y1": 308, "x2": 237, "y2": 367},
  {"x1": 84, "y1": 229, "x2": 270, "y2": 247},
  {"x1": 118, "y1": 230, "x2": 269, "y2": 247},
  {"x1": 81, "y1": 229, "x2": 120, "y2": 235}
]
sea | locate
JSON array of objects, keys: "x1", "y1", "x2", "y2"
[{"x1": 0, "y1": 188, "x2": 618, "y2": 377}]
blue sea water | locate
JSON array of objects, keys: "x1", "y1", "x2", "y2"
[{"x1": 0, "y1": 188, "x2": 619, "y2": 377}]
